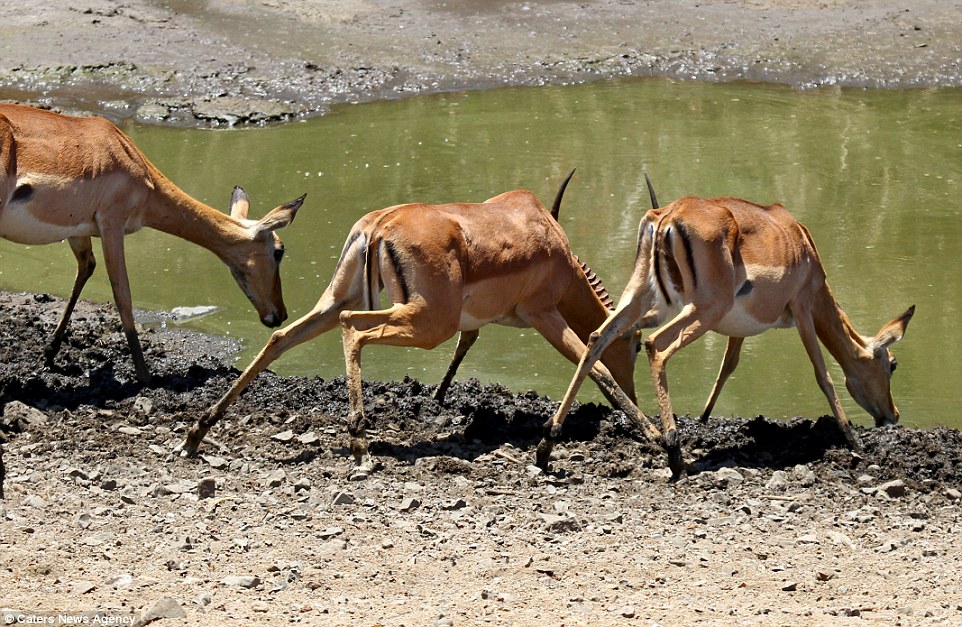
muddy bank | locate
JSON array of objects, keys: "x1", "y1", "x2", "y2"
[
  {"x1": 1, "y1": 292, "x2": 962, "y2": 624},
  {"x1": 1, "y1": 0, "x2": 960, "y2": 126}
]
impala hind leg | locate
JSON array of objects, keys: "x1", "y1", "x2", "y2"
[
  {"x1": 180, "y1": 291, "x2": 353, "y2": 456},
  {"x1": 644, "y1": 304, "x2": 729, "y2": 478},
  {"x1": 700, "y1": 336, "x2": 745, "y2": 421},
  {"x1": 340, "y1": 303, "x2": 458, "y2": 478},
  {"x1": 434, "y1": 329, "x2": 479, "y2": 403},
  {"x1": 45, "y1": 236, "x2": 96, "y2": 368}
]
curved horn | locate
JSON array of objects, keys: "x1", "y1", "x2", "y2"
[
  {"x1": 644, "y1": 171, "x2": 659, "y2": 209},
  {"x1": 551, "y1": 167, "x2": 577, "y2": 221}
]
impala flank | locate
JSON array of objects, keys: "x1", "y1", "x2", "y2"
[
  {"x1": 543, "y1": 191, "x2": 914, "y2": 478},
  {"x1": 180, "y1": 172, "x2": 660, "y2": 477},
  {"x1": 0, "y1": 104, "x2": 303, "y2": 382}
]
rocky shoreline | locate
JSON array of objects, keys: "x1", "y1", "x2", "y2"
[{"x1": 2, "y1": 0, "x2": 960, "y2": 126}]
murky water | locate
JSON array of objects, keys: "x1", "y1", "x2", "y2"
[{"x1": 2, "y1": 79, "x2": 959, "y2": 428}]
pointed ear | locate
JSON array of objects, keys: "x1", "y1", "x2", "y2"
[
  {"x1": 253, "y1": 194, "x2": 305, "y2": 235},
  {"x1": 870, "y1": 305, "x2": 915, "y2": 353},
  {"x1": 229, "y1": 186, "x2": 250, "y2": 220}
]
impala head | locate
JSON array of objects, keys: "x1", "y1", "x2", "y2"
[
  {"x1": 845, "y1": 305, "x2": 915, "y2": 427},
  {"x1": 227, "y1": 187, "x2": 304, "y2": 327}
]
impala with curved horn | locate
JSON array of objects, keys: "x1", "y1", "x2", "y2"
[
  {"x1": 541, "y1": 176, "x2": 914, "y2": 478},
  {"x1": 180, "y1": 171, "x2": 661, "y2": 477},
  {"x1": 0, "y1": 104, "x2": 304, "y2": 382}
]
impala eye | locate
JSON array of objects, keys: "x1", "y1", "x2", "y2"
[
  {"x1": 890, "y1": 358, "x2": 898, "y2": 374},
  {"x1": 274, "y1": 247, "x2": 285, "y2": 262}
]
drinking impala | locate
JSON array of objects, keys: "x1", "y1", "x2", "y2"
[
  {"x1": 0, "y1": 104, "x2": 303, "y2": 382},
  {"x1": 541, "y1": 191, "x2": 914, "y2": 478}
]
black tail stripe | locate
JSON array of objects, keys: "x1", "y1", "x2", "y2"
[
  {"x1": 676, "y1": 223, "x2": 697, "y2": 290},
  {"x1": 384, "y1": 239, "x2": 410, "y2": 304}
]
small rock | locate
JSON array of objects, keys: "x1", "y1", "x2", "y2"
[
  {"x1": 271, "y1": 430, "x2": 295, "y2": 443},
  {"x1": 766, "y1": 470, "x2": 789, "y2": 491},
  {"x1": 197, "y1": 478, "x2": 216, "y2": 499},
  {"x1": 222, "y1": 575, "x2": 261, "y2": 589},
  {"x1": 137, "y1": 597, "x2": 186, "y2": 625},
  {"x1": 945, "y1": 487, "x2": 962, "y2": 501},
  {"x1": 73, "y1": 581, "x2": 97, "y2": 595},
  {"x1": 715, "y1": 467, "x2": 744, "y2": 486},
  {"x1": 399, "y1": 497, "x2": 421, "y2": 512},
  {"x1": 201, "y1": 455, "x2": 229, "y2": 470},
  {"x1": 332, "y1": 491, "x2": 355, "y2": 506},
  {"x1": 265, "y1": 469, "x2": 286, "y2": 488},
  {"x1": 192, "y1": 592, "x2": 212, "y2": 610},
  {"x1": 878, "y1": 479, "x2": 908, "y2": 498},
  {"x1": 781, "y1": 581, "x2": 798, "y2": 592},
  {"x1": 441, "y1": 498, "x2": 468, "y2": 511},
  {"x1": 620, "y1": 606, "x2": 636, "y2": 619},
  {"x1": 292, "y1": 477, "x2": 311, "y2": 492},
  {"x1": 100, "y1": 479, "x2": 118, "y2": 491},
  {"x1": 297, "y1": 431, "x2": 320, "y2": 445}
]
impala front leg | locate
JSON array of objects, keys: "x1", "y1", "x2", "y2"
[
  {"x1": 180, "y1": 291, "x2": 351, "y2": 456},
  {"x1": 99, "y1": 229, "x2": 150, "y2": 383}
]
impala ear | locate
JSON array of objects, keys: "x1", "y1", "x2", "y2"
[
  {"x1": 870, "y1": 305, "x2": 915, "y2": 354},
  {"x1": 229, "y1": 186, "x2": 250, "y2": 220},
  {"x1": 253, "y1": 194, "x2": 305, "y2": 235}
]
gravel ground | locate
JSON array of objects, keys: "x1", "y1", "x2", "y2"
[{"x1": 0, "y1": 292, "x2": 960, "y2": 626}]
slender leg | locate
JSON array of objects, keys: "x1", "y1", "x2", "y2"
[
  {"x1": 45, "y1": 236, "x2": 97, "y2": 367},
  {"x1": 340, "y1": 302, "x2": 459, "y2": 477},
  {"x1": 517, "y1": 306, "x2": 662, "y2": 471},
  {"x1": 790, "y1": 303, "x2": 860, "y2": 449},
  {"x1": 433, "y1": 329, "x2": 479, "y2": 403},
  {"x1": 98, "y1": 230, "x2": 150, "y2": 383},
  {"x1": 700, "y1": 336, "x2": 745, "y2": 420},
  {"x1": 179, "y1": 290, "x2": 354, "y2": 456},
  {"x1": 642, "y1": 303, "x2": 730, "y2": 477}
]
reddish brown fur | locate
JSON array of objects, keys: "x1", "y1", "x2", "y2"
[
  {"x1": 181, "y1": 186, "x2": 655, "y2": 473},
  {"x1": 547, "y1": 195, "x2": 913, "y2": 477},
  {"x1": 0, "y1": 104, "x2": 302, "y2": 381}
]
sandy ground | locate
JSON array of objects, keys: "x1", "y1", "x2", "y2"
[
  {"x1": 1, "y1": 0, "x2": 960, "y2": 125},
  {"x1": 2, "y1": 2, "x2": 962, "y2": 626}
]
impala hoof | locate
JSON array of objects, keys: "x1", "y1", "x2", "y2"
[{"x1": 535, "y1": 438, "x2": 555, "y2": 470}]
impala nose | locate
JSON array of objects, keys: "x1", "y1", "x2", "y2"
[{"x1": 261, "y1": 311, "x2": 285, "y2": 328}]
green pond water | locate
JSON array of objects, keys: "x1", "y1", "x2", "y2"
[{"x1": 1, "y1": 78, "x2": 959, "y2": 428}]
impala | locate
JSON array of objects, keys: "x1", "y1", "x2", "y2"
[
  {"x1": 0, "y1": 104, "x2": 304, "y2": 382},
  {"x1": 180, "y1": 172, "x2": 662, "y2": 476},
  {"x1": 540, "y1": 190, "x2": 914, "y2": 478}
]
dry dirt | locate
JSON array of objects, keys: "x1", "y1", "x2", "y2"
[{"x1": 3, "y1": 1, "x2": 962, "y2": 625}]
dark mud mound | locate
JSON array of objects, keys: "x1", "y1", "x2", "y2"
[{"x1": 0, "y1": 291, "x2": 958, "y2": 493}]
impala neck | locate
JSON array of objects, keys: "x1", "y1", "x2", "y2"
[
  {"x1": 811, "y1": 282, "x2": 870, "y2": 375},
  {"x1": 143, "y1": 165, "x2": 248, "y2": 258}
]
